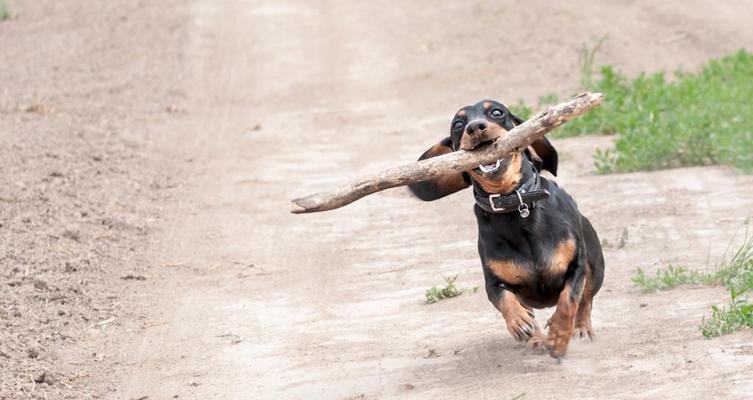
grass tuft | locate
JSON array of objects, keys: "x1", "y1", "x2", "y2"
[
  {"x1": 577, "y1": 35, "x2": 607, "y2": 90},
  {"x1": 632, "y1": 265, "x2": 714, "y2": 293},
  {"x1": 633, "y1": 223, "x2": 753, "y2": 337},
  {"x1": 0, "y1": 0, "x2": 9, "y2": 21},
  {"x1": 701, "y1": 288, "x2": 753, "y2": 337},
  {"x1": 425, "y1": 275, "x2": 463, "y2": 304},
  {"x1": 509, "y1": 100, "x2": 533, "y2": 121}
]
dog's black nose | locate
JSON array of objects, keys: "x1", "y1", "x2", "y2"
[{"x1": 466, "y1": 120, "x2": 487, "y2": 136}]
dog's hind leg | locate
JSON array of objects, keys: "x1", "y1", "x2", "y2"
[
  {"x1": 545, "y1": 247, "x2": 587, "y2": 359},
  {"x1": 574, "y1": 215, "x2": 604, "y2": 341},
  {"x1": 573, "y1": 263, "x2": 595, "y2": 340}
]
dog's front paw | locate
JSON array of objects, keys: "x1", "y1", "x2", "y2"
[{"x1": 504, "y1": 310, "x2": 538, "y2": 341}]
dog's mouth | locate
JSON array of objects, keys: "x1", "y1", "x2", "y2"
[
  {"x1": 468, "y1": 140, "x2": 505, "y2": 175},
  {"x1": 477, "y1": 159, "x2": 503, "y2": 174}
]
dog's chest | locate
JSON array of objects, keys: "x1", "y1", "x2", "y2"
[{"x1": 483, "y1": 236, "x2": 576, "y2": 287}]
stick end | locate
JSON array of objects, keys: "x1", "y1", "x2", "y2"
[
  {"x1": 290, "y1": 199, "x2": 307, "y2": 214},
  {"x1": 588, "y1": 92, "x2": 604, "y2": 105}
]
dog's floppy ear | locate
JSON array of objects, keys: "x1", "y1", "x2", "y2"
[
  {"x1": 510, "y1": 112, "x2": 558, "y2": 176},
  {"x1": 408, "y1": 137, "x2": 470, "y2": 201},
  {"x1": 528, "y1": 136, "x2": 558, "y2": 176}
]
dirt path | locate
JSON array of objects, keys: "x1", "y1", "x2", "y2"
[
  {"x1": 3, "y1": 0, "x2": 753, "y2": 399},
  {"x1": 112, "y1": 1, "x2": 753, "y2": 399}
]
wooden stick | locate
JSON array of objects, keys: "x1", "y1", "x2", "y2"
[{"x1": 291, "y1": 92, "x2": 603, "y2": 214}]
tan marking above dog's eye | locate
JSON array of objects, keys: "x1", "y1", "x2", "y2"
[{"x1": 483, "y1": 101, "x2": 492, "y2": 109}]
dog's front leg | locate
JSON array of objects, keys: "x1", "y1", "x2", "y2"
[
  {"x1": 483, "y1": 270, "x2": 540, "y2": 342},
  {"x1": 546, "y1": 246, "x2": 587, "y2": 359}
]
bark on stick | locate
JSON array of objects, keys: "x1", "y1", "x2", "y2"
[{"x1": 290, "y1": 92, "x2": 603, "y2": 214}]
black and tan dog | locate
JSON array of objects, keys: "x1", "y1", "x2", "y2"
[{"x1": 409, "y1": 100, "x2": 605, "y2": 359}]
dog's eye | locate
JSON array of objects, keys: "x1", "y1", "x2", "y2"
[
  {"x1": 491, "y1": 109, "x2": 504, "y2": 118},
  {"x1": 452, "y1": 120, "x2": 464, "y2": 129}
]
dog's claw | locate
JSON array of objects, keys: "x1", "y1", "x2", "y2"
[
  {"x1": 504, "y1": 304, "x2": 539, "y2": 342},
  {"x1": 572, "y1": 325, "x2": 595, "y2": 341}
]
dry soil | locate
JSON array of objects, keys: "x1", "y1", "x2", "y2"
[{"x1": 1, "y1": 1, "x2": 753, "y2": 399}]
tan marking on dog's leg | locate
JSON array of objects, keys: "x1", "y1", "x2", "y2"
[
  {"x1": 574, "y1": 264, "x2": 595, "y2": 340},
  {"x1": 546, "y1": 279, "x2": 583, "y2": 358},
  {"x1": 497, "y1": 291, "x2": 538, "y2": 341}
]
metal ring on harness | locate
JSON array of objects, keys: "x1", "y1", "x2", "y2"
[{"x1": 515, "y1": 189, "x2": 530, "y2": 218}]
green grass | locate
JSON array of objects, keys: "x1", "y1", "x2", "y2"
[
  {"x1": 702, "y1": 235, "x2": 753, "y2": 337},
  {"x1": 509, "y1": 100, "x2": 533, "y2": 121},
  {"x1": 577, "y1": 35, "x2": 607, "y2": 90},
  {"x1": 632, "y1": 265, "x2": 715, "y2": 293},
  {"x1": 632, "y1": 224, "x2": 753, "y2": 337},
  {"x1": 701, "y1": 287, "x2": 753, "y2": 337},
  {"x1": 515, "y1": 48, "x2": 753, "y2": 173},
  {"x1": 425, "y1": 275, "x2": 461, "y2": 304},
  {"x1": 0, "y1": 0, "x2": 10, "y2": 21},
  {"x1": 565, "y1": 50, "x2": 753, "y2": 173},
  {"x1": 425, "y1": 275, "x2": 463, "y2": 304}
]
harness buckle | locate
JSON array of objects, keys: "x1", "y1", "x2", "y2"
[{"x1": 488, "y1": 194, "x2": 505, "y2": 212}]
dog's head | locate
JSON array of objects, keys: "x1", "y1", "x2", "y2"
[
  {"x1": 409, "y1": 100, "x2": 558, "y2": 200},
  {"x1": 450, "y1": 100, "x2": 517, "y2": 152}
]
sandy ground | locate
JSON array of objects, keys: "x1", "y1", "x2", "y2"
[
  {"x1": 1, "y1": 0, "x2": 188, "y2": 398},
  {"x1": 2, "y1": 0, "x2": 753, "y2": 399}
]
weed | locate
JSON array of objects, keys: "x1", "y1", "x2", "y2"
[
  {"x1": 510, "y1": 94, "x2": 561, "y2": 121},
  {"x1": 425, "y1": 275, "x2": 462, "y2": 304},
  {"x1": 714, "y1": 226, "x2": 753, "y2": 290},
  {"x1": 0, "y1": 0, "x2": 9, "y2": 21},
  {"x1": 701, "y1": 287, "x2": 753, "y2": 337},
  {"x1": 633, "y1": 223, "x2": 753, "y2": 337},
  {"x1": 702, "y1": 254, "x2": 753, "y2": 337},
  {"x1": 537, "y1": 93, "x2": 559, "y2": 107},
  {"x1": 577, "y1": 35, "x2": 607, "y2": 90},
  {"x1": 632, "y1": 265, "x2": 713, "y2": 293},
  {"x1": 509, "y1": 100, "x2": 533, "y2": 121}
]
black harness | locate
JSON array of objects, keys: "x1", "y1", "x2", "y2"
[{"x1": 472, "y1": 157, "x2": 550, "y2": 218}]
